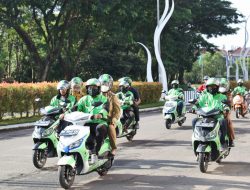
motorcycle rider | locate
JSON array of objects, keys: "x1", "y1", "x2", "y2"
[
  {"x1": 75, "y1": 78, "x2": 109, "y2": 163},
  {"x1": 232, "y1": 79, "x2": 248, "y2": 97},
  {"x1": 232, "y1": 79, "x2": 248, "y2": 115},
  {"x1": 167, "y1": 80, "x2": 184, "y2": 117},
  {"x1": 219, "y1": 78, "x2": 235, "y2": 147},
  {"x1": 118, "y1": 77, "x2": 141, "y2": 129},
  {"x1": 117, "y1": 79, "x2": 135, "y2": 132},
  {"x1": 197, "y1": 76, "x2": 210, "y2": 93},
  {"x1": 70, "y1": 77, "x2": 84, "y2": 101},
  {"x1": 192, "y1": 78, "x2": 229, "y2": 150},
  {"x1": 50, "y1": 80, "x2": 76, "y2": 133},
  {"x1": 99, "y1": 74, "x2": 121, "y2": 156},
  {"x1": 50, "y1": 80, "x2": 76, "y2": 109}
]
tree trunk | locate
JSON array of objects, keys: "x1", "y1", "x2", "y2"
[{"x1": 178, "y1": 67, "x2": 185, "y2": 84}]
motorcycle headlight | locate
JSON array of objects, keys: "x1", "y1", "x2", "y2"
[
  {"x1": 206, "y1": 130, "x2": 217, "y2": 139},
  {"x1": 69, "y1": 137, "x2": 84, "y2": 150},
  {"x1": 42, "y1": 127, "x2": 54, "y2": 137}
]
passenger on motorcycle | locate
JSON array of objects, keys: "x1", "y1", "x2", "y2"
[
  {"x1": 99, "y1": 74, "x2": 121, "y2": 156},
  {"x1": 50, "y1": 80, "x2": 76, "y2": 109},
  {"x1": 118, "y1": 77, "x2": 141, "y2": 129},
  {"x1": 70, "y1": 77, "x2": 83, "y2": 101},
  {"x1": 219, "y1": 78, "x2": 235, "y2": 147},
  {"x1": 192, "y1": 78, "x2": 229, "y2": 150},
  {"x1": 75, "y1": 78, "x2": 109, "y2": 161},
  {"x1": 167, "y1": 80, "x2": 184, "y2": 117},
  {"x1": 117, "y1": 80, "x2": 135, "y2": 132}
]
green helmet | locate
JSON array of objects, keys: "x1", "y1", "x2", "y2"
[
  {"x1": 118, "y1": 77, "x2": 132, "y2": 86},
  {"x1": 86, "y1": 78, "x2": 101, "y2": 97},
  {"x1": 57, "y1": 80, "x2": 70, "y2": 90},
  {"x1": 99, "y1": 74, "x2": 113, "y2": 92},
  {"x1": 206, "y1": 78, "x2": 219, "y2": 87},
  {"x1": 119, "y1": 80, "x2": 130, "y2": 88},
  {"x1": 219, "y1": 78, "x2": 229, "y2": 93},
  {"x1": 70, "y1": 77, "x2": 83, "y2": 86},
  {"x1": 86, "y1": 78, "x2": 101, "y2": 87}
]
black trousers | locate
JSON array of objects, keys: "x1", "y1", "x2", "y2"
[
  {"x1": 177, "y1": 101, "x2": 184, "y2": 116},
  {"x1": 132, "y1": 104, "x2": 140, "y2": 122},
  {"x1": 122, "y1": 110, "x2": 134, "y2": 128},
  {"x1": 86, "y1": 123, "x2": 108, "y2": 155}
]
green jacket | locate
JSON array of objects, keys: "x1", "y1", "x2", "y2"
[
  {"x1": 50, "y1": 94, "x2": 76, "y2": 109},
  {"x1": 167, "y1": 88, "x2": 184, "y2": 100},
  {"x1": 77, "y1": 94, "x2": 107, "y2": 113},
  {"x1": 232, "y1": 86, "x2": 247, "y2": 96},
  {"x1": 116, "y1": 91, "x2": 134, "y2": 109},
  {"x1": 193, "y1": 92, "x2": 229, "y2": 119}
]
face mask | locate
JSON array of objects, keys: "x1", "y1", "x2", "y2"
[
  {"x1": 88, "y1": 87, "x2": 100, "y2": 97},
  {"x1": 101, "y1": 85, "x2": 109, "y2": 93},
  {"x1": 172, "y1": 84, "x2": 178, "y2": 89},
  {"x1": 207, "y1": 87, "x2": 218, "y2": 95},
  {"x1": 238, "y1": 83, "x2": 243, "y2": 87}
]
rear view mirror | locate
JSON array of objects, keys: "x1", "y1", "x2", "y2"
[
  {"x1": 161, "y1": 90, "x2": 167, "y2": 95},
  {"x1": 188, "y1": 99, "x2": 197, "y2": 104},
  {"x1": 35, "y1": 98, "x2": 41, "y2": 102}
]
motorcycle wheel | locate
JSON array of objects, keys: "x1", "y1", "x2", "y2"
[
  {"x1": 198, "y1": 153, "x2": 208, "y2": 173},
  {"x1": 236, "y1": 108, "x2": 240, "y2": 118},
  {"x1": 32, "y1": 149, "x2": 47, "y2": 169},
  {"x1": 126, "y1": 135, "x2": 134, "y2": 141},
  {"x1": 126, "y1": 130, "x2": 136, "y2": 141},
  {"x1": 216, "y1": 157, "x2": 222, "y2": 164},
  {"x1": 59, "y1": 165, "x2": 75, "y2": 189},
  {"x1": 165, "y1": 120, "x2": 171, "y2": 129}
]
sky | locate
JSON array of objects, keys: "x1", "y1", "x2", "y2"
[{"x1": 207, "y1": 0, "x2": 250, "y2": 50}]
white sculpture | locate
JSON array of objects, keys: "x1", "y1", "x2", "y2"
[
  {"x1": 137, "y1": 42, "x2": 153, "y2": 82},
  {"x1": 154, "y1": 0, "x2": 175, "y2": 92}
]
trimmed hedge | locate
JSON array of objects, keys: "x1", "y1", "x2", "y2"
[{"x1": 0, "y1": 82, "x2": 162, "y2": 120}]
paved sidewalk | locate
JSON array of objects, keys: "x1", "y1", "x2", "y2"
[{"x1": 0, "y1": 107, "x2": 163, "y2": 132}]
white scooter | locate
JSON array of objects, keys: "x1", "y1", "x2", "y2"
[{"x1": 162, "y1": 95, "x2": 186, "y2": 129}]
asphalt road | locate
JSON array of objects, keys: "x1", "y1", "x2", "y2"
[{"x1": 0, "y1": 111, "x2": 249, "y2": 190}]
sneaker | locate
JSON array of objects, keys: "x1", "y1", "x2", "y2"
[
  {"x1": 134, "y1": 122, "x2": 139, "y2": 129},
  {"x1": 90, "y1": 154, "x2": 98, "y2": 164},
  {"x1": 229, "y1": 140, "x2": 235, "y2": 147}
]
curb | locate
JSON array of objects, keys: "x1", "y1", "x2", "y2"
[{"x1": 0, "y1": 107, "x2": 163, "y2": 133}]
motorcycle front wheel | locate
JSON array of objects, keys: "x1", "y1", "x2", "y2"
[
  {"x1": 32, "y1": 149, "x2": 47, "y2": 169},
  {"x1": 236, "y1": 108, "x2": 240, "y2": 118},
  {"x1": 165, "y1": 120, "x2": 171, "y2": 129},
  {"x1": 59, "y1": 165, "x2": 75, "y2": 189},
  {"x1": 198, "y1": 153, "x2": 208, "y2": 173}
]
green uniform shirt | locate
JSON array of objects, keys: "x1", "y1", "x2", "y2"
[
  {"x1": 232, "y1": 86, "x2": 247, "y2": 96},
  {"x1": 167, "y1": 88, "x2": 184, "y2": 100},
  {"x1": 50, "y1": 94, "x2": 76, "y2": 109}
]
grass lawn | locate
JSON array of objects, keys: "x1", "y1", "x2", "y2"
[
  {"x1": 139, "y1": 101, "x2": 164, "y2": 109},
  {"x1": 0, "y1": 116, "x2": 40, "y2": 126},
  {"x1": 0, "y1": 102, "x2": 164, "y2": 126}
]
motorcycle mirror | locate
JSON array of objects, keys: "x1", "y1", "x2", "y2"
[
  {"x1": 161, "y1": 90, "x2": 167, "y2": 94},
  {"x1": 35, "y1": 98, "x2": 41, "y2": 102},
  {"x1": 188, "y1": 99, "x2": 197, "y2": 104}
]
